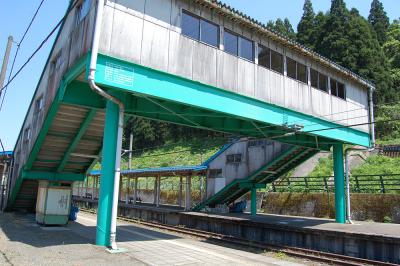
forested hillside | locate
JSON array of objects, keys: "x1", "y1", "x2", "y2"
[{"x1": 269, "y1": 0, "x2": 400, "y2": 143}]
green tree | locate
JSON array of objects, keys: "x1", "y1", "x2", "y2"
[
  {"x1": 346, "y1": 8, "x2": 393, "y2": 104},
  {"x1": 315, "y1": 1, "x2": 392, "y2": 104},
  {"x1": 383, "y1": 19, "x2": 400, "y2": 69},
  {"x1": 316, "y1": 0, "x2": 350, "y2": 65},
  {"x1": 376, "y1": 19, "x2": 400, "y2": 140},
  {"x1": 297, "y1": 0, "x2": 316, "y2": 49},
  {"x1": 368, "y1": 0, "x2": 390, "y2": 45},
  {"x1": 267, "y1": 18, "x2": 296, "y2": 40}
]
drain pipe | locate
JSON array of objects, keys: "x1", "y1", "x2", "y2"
[
  {"x1": 344, "y1": 86, "x2": 375, "y2": 224},
  {"x1": 88, "y1": 0, "x2": 124, "y2": 250}
]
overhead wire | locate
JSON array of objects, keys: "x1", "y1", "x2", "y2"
[
  {"x1": 0, "y1": 0, "x2": 80, "y2": 94},
  {"x1": 0, "y1": 0, "x2": 46, "y2": 110},
  {"x1": 251, "y1": 99, "x2": 400, "y2": 133},
  {"x1": 0, "y1": 138, "x2": 5, "y2": 154}
]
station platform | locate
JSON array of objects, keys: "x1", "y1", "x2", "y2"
[
  {"x1": 179, "y1": 212, "x2": 400, "y2": 264},
  {"x1": 183, "y1": 212, "x2": 400, "y2": 238},
  {"x1": 0, "y1": 211, "x2": 302, "y2": 266},
  {"x1": 72, "y1": 197, "x2": 400, "y2": 263},
  {"x1": 74, "y1": 196, "x2": 185, "y2": 225}
]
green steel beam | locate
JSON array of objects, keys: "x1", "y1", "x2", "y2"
[
  {"x1": 62, "y1": 81, "x2": 106, "y2": 109},
  {"x1": 22, "y1": 170, "x2": 85, "y2": 181},
  {"x1": 258, "y1": 149, "x2": 309, "y2": 183},
  {"x1": 57, "y1": 109, "x2": 97, "y2": 172},
  {"x1": 25, "y1": 56, "x2": 88, "y2": 170},
  {"x1": 24, "y1": 82, "x2": 67, "y2": 170},
  {"x1": 96, "y1": 95, "x2": 121, "y2": 246},
  {"x1": 36, "y1": 159, "x2": 89, "y2": 165},
  {"x1": 238, "y1": 182, "x2": 266, "y2": 189},
  {"x1": 95, "y1": 53, "x2": 371, "y2": 147},
  {"x1": 333, "y1": 144, "x2": 346, "y2": 223}
]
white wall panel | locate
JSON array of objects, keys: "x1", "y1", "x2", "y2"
[
  {"x1": 347, "y1": 102, "x2": 369, "y2": 132},
  {"x1": 331, "y1": 96, "x2": 348, "y2": 126},
  {"x1": 99, "y1": 5, "x2": 114, "y2": 54},
  {"x1": 237, "y1": 59, "x2": 255, "y2": 97},
  {"x1": 192, "y1": 42, "x2": 217, "y2": 86},
  {"x1": 110, "y1": 9, "x2": 143, "y2": 64},
  {"x1": 255, "y1": 66, "x2": 271, "y2": 102},
  {"x1": 168, "y1": 31, "x2": 193, "y2": 79},
  {"x1": 284, "y1": 77, "x2": 310, "y2": 113},
  {"x1": 217, "y1": 51, "x2": 238, "y2": 93},
  {"x1": 311, "y1": 88, "x2": 331, "y2": 117},
  {"x1": 141, "y1": 21, "x2": 169, "y2": 72},
  {"x1": 268, "y1": 70, "x2": 285, "y2": 107}
]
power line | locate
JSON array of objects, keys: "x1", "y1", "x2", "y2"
[
  {"x1": 253, "y1": 99, "x2": 400, "y2": 133},
  {"x1": 268, "y1": 117, "x2": 400, "y2": 141},
  {"x1": 0, "y1": 0, "x2": 45, "y2": 111},
  {"x1": 304, "y1": 117, "x2": 400, "y2": 135},
  {"x1": 0, "y1": 0, "x2": 79, "y2": 94}
]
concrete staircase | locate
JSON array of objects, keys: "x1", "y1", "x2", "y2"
[
  {"x1": 193, "y1": 146, "x2": 318, "y2": 211},
  {"x1": 13, "y1": 180, "x2": 38, "y2": 212}
]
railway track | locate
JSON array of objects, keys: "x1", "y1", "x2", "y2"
[{"x1": 80, "y1": 209, "x2": 396, "y2": 266}]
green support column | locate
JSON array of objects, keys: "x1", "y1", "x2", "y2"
[
  {"x1": 250, "y1": 186, "x2": 257, "y2": 216},
  {"x1": 333, "y1": 144, "x2": 346, "y2": 223},
  {"x1": 96, "y1": 99, "x2": 119, "y2": 246}
]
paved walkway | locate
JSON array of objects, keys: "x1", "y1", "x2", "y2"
[{"x1": 0, "y1": 212, "x2": 304, "y2": 266}]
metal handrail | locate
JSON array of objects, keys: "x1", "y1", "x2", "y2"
[{"x1": 270, "y1": 174, "x2": 400, "y2": 194}]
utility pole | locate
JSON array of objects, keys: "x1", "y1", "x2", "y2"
[
  {"x1": 128, "y1": 131, "x2": 133, "y2": 170},
  {"x1": 0, "y1": 36, "x2": 13, "y2": 98}
]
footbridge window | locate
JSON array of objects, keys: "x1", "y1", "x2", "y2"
[
  {"x1": 330, "y1": 78, "x2": 346, "y2": 100},
  {"x1": 258, "y1": 44, "x2": 283, "y2": 74},
  {"x1": 209, "y1": 169, "x2": 223, "y2": 178},
  {"x1": 224, "y1": 29, "x2": 254, "y2": 62},
  {"x1": 271, "y1": 50, "x2": 284, "y2": 74},
  {"x1": 311, "y1": 68, "x2": 328, "y2": 93},
  {"x1": 226, "y1": 154, "x2": 242, "y2": 164},
  {"x1": 182, "y1": 11, "x2": 219, "y2": 48},
  {"x1": 32, "y1": 96, "x2": 44, "y2": 129},
  {"x1": 286, "y1": 57, "x2": 307, "y2": 84}
]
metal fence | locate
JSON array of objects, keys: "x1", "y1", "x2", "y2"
[{"x1": 270, "y1": 174, "x2": 400, "y2": 194}]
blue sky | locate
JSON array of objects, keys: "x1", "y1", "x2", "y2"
[{"x1": 0, "y1": 0, "x2": 398, "y2": 151}]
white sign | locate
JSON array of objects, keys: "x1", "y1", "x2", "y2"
[{"x1": 104, "y1": 61, "x2": 134, "y2": 87}]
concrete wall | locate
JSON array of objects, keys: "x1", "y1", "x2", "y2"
[
  {"x1": 263, "y1": 192, "x2": 400, "y2": 223},
  {"x1": 101, "y1": 0, "x2": 370, "y2": 132}
]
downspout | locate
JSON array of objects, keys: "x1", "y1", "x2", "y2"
[
  {"x1": 0, "y1": 162, "x2": 7, "y2": 211},
  {"x1": 88, "y1": 0, "x2": 124, "y2": 250},
  {"x1": 344, "y1": 86, "x2": 375, "y2": 224}
]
